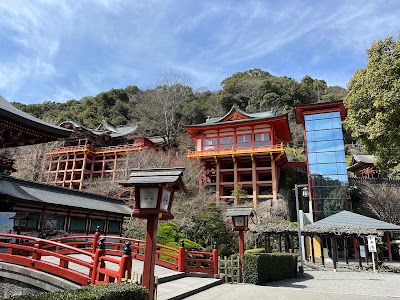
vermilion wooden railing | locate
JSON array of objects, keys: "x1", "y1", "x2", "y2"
[
  {"x1": 187, "y1": 143, "x2": 284, "y2": 157},
  {"x1": 0, "y1": 232, "x2": 218, "y2": 287}
]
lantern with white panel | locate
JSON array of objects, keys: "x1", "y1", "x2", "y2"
[
  {"x1": 226, "y1": 207, "x2": 254, "y2": 281},
  {"x1": 121, "y1": 168, "x2": 186, "y2": 300}
]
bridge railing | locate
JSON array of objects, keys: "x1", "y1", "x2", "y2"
[
  {"x1": 51, "y1": 232, "x2": 218, "y2": 275},
  {"x1": 0, "y1": 233, "x2": 134, "y2": 286}
]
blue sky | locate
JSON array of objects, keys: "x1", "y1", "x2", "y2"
[{"x1": 0, "y1": 1, "x2": 399, "y2": 104}]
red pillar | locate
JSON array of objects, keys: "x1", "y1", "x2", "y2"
[
  {"x1": 238, "y1": 230, "x2": 245, "y2": 276},
  {"x1": 142, "y1": 217, "x2": 158, "y2": 300},
  {"x1": 177, "y1": 240, "x2": 186, "y2": 272},
  {"x1": 212, "y1": 243, "x2": 219, "y2": 275},
  {"x1": 92, "y1": 226, "x2": 101, "y2": 254},
  {"x1": 118, "y1": 242, "x2": 132, "y2": 282},
  {"x1": 385, "y1": 231, "x2": 392, "y2": 262}
]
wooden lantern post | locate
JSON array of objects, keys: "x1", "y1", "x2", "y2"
[
  {"x1": 121, "y1": 168, "x2": 186, "y2": 300},
  {"x1": 227, "y1": 207, "x2": 254, "y2": 279}
]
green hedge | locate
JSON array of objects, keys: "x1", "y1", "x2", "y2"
[
  {"x1": 244, "y1": 248, "x2": 266, "y2": 254},
  {"x1": 10, "y1": 282, "x2": 148, "y2": 300},
  {"x1": 243, "y1": 253, "x2": 298, "y2": 285}
]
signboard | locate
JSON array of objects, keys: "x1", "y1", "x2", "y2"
[
  {"x1": 367, "y1": 235, "x2": 377, "y2": 252},
  {"x1": 359, "y1": 245, "x2": 366, "y2": 258}
]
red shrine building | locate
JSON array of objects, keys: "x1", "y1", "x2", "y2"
[
  {"x1": 41, "y1": 120, "x2": 159, "y2": 190},
  {"x1": 0, "y1": 96, "x2": 132, "y2": 236},
  {"x1": 184, "y1": 106, "x2": 291, "y2": 207}
]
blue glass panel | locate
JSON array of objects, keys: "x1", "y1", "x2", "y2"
[
  {"x1": 334, "y1": 139, "x2": 345, "y2": 151},
  {"x1": 314, "y1": 130, "x2": 334, "y2": 141},
  {"x1": 305, "y1": 120, "x2": 314, "y2": 132},
  {"x1": 317, "y1": 163, "x2": 339, "y2": 175},
  {"x1": 338, "y1": 175, "x2": 349, "y2": 185},
  {"x1": 337, "y1": 163, "x2": 348, "y2": 174},
  {"x1": 314, "y1": 140, "x2": 336, "y2": 152},
  {"x1": 308, "y1": 153, "x2": 317, "y2": 164},
  {"x1": 331, "y1": 118, "x2": 342, "y2": 129},
  {"x1": 331, "y1": 112, "x2": 340, "y2": 118},
  {"x1": 314, "y1": 118, "x2": 333, "y2": 130},
  {"x1": 316, "y1": 152, "x2": 335, "y2": 163},
  {"x1": 307, "y1": 141, "x2": 316, "y2": 152},
  {"x1": 335, "y1": 151, "x2": 346, "y2": 163},
  {"x1": 309, "y1": 164, "x2": 318, "y2": 174},
  {"x1": 333, "y1": 129, "x2": 343, "y2": 140},
  {"x1": 304, "y1": 114, "x2": 313, "y2": 121},
  {"x1": 306, "y1": 131, "x2": 315, "y2": 142}
]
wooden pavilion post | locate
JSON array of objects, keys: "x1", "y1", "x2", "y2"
[
  {"x1": 355, "y1": 236, "x2": 362, "y2": 268},
  {"x1": 320, "y1": 235, "x2": 325, "y2": 267},
  {"x1": 344, "y1": 237, "x2": 349, "y2": 264},
  {"x1": 267, "y1": 234, "x2": 271, "y2": 253},
  {"x1": 331, "y1": 236, "x2": 337, "y2": 271},
  {"x1": 278, "y1": 234, "x2": 282, "y2": 252},
  {"x1": 310, "y1": 235, "x2": 315, "y2": 263},
  {"x1": 284, "y1": 234, "x2": 289, "y2": 253},
  {"x1": 385, "y1": 231, "x2": 393, "y2": 262},
  {"x1": 353, "y1": 237, "x2": 359, "y2": 262},
  {"x1": 290, "y1": 234, "x2": 294, "y2": 253},
  {"x1": 363, "y1": 236, "x2": 369, "y2": 264}
]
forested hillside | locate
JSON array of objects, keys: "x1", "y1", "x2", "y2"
[{"x1": 12, "y1": 69, "x2": 347, "y2": 148}]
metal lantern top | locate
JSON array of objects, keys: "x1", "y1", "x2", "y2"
[
  {"x1": 226, "y1": 207, "x2": 254, "y2": 231},
  {"x1": 121, "y1": 168, "x2": 186, "y2": 220}
]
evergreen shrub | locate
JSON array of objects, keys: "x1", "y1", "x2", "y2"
[
  {"x1": 10, "y1": 282, "x2": 148, "y2": 300},
  {"x1": 243, "y1": 253, "x2": 297, "y2": 284}
]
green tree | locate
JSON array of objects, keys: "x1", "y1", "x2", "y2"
[{"x1": 344, "y1": 35, "x2": 400, "y2": 170}]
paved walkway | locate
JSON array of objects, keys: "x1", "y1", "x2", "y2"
[{"x1": 185, "y1": 270, "x2": 400, "y2": 300}]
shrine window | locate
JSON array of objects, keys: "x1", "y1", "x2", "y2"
[
  {"x1": 219, "y1": 136, "x2": 234, "y2": 149},
  {"x1": 254, "y1": 133, "x2": 271, "y2": 147},
  {"x1": 236, "y1": 135, "x2": 252, "y2": 148},
  {"x1": 203, "y1": 138, "x2": 217, "y2": 150},
  {"x1": 90, "y1": 220, "x2": 105, "y2": 232}
]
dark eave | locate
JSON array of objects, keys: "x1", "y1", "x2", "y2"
[{"x1": 0, "y1": 175, "x2": 132, "y2": 216}]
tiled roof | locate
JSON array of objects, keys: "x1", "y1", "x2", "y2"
[
  {"x1": 226, "y1": 207, "x2": 254, "y2": 217},
  {"x1": 0, "y1": 96, "x2": 72, "y2": 137},
  {"x1": 306, "y1": 211, "x2": 400, "y2": 231},
  {"x1": 0, "y1": 175, "x2": 132, "y2": 216},
  {"x1": 122, "y1": 168, "x2": 186, "y2": 191}
]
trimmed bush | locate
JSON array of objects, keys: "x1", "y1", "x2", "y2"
[
  {"x1": 243, "y1": 253, "x2": 298, "y2": 285},
  {"x1": 10, "y1": 282, "x2": 148, "y2": 300},
  {"x1": 244, "y1": 248, "x2": 266, "y2": 254}
]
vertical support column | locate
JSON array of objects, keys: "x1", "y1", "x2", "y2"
[
  {"x1": 386, "y1": 231, "x2": 392, "y2": 262},
  {"x1": 344, "y1": 237, "x2": 349, "y2": 264},
  {"x1": 143, "y1": 217, "x2": 158, "y2": 300},
  {"x1": 79, "y1": 152, "x2": 87, "y2": 190},
  {"x1": 251, "y1": 154, "x2": 257, "y2": 208},
  {"x1": 112, "y1": 151, "x2": 118, "y2": 181},
  {"x1": 353, "y1": 237, "x2": 359, "y2": 262},
  {"x1": 233, "y1": 156, "x2": 238, "y2": 204},
  {"x1": 320, "y1": 235, "x2": 325, "y2": 267},
  {"x1": 271, "y1": 158, "x2": 277, "y2": 200},
  {"x1": 118, "y1": 242, "x2": 132, "y2": 282},
  {"x1": 238, "y1": 230, "x2": 245, "y2": 279},
  {"x1": 331, "y1": 236, "x2": 337, "y2": 271},
  {"x1": 212, "y1": 242, "x2": 219, "y2": 275},
  {"x1": 311, "y1": 236, "x2": 315, "y2": 263},
  {"x1": 177, "y1": 240, "x2": 186, "y2": 272},
  {"x1": 215, "y1": 157, "x2": 220, "y2": 206}
]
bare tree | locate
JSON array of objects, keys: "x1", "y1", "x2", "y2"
[
  {"x1": 359, "y1": 182, "x2": 400, "y2": 225},
  {"x1": 134, "y1": 74, "x2": 195, "y2": 148}
]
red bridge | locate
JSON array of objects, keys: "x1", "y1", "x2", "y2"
[{"x1": 0, "y1": 232, "x2": 218, "y2": 286}]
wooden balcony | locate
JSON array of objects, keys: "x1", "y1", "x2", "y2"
[
  {"x1": 187, "y1": 143, "x2": 284, "y2": 158},
  {"x1": 47, "y1": 144, "x2": 144, "y2": 155}
]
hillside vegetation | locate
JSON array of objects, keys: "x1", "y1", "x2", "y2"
[{"x1": 12, "y1": 69, "x2": 347, "y2": 148}]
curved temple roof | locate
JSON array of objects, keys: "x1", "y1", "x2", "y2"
[
  {"x1": 0, "y1": 175, "x2": 132, "y2": 216},
  {"x1": 0, "y1": 96, "x2": 72, "y2": 147},
  {"x1": 184, "y1": 105, "x2": 291, "y2": 142}
]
